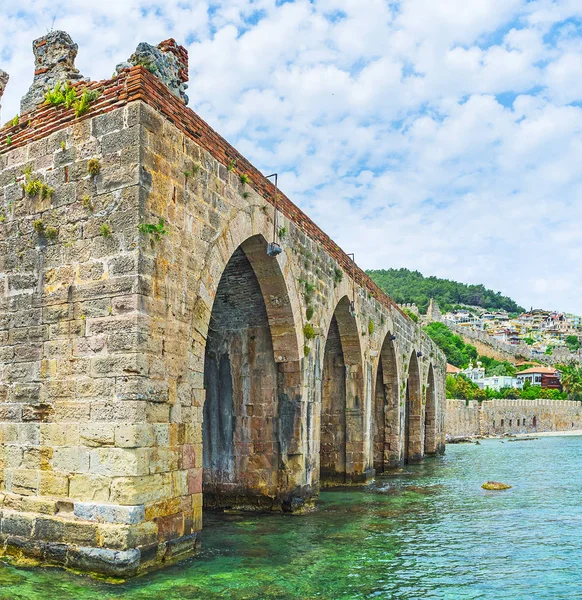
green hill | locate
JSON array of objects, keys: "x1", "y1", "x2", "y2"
[{"x1": 367, "y1": 268, "x2": 524, "y2": 315}]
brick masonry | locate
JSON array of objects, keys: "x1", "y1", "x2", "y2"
[{"x1": 0, "y1": 33, "x2": 447, "y2": 577}]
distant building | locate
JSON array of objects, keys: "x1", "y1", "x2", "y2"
[
  {"x1": 446, "y1": 364, "x2": 461, "y2": 376},
  {"x1": 475, "y1": 376, "x2": 522, "y2": 391},
  {"x1": 516, "y1": 367, "x2": 562, "y2": 389},
  {"x1": 462, "y1": 362, "x2": 485, "y2": 382}
]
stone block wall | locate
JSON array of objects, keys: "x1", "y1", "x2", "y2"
[
  {"x1": 0, "y1": 35, "x2": 447, "y2": 577},
  {"x1": 446, "y1": 398, "x2": 582, "y2": 437},
  {"x1": 0, "y1": 102, "x2": 163, "y2": 576}
]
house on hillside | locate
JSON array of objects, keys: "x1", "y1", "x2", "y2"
[
  {"x1": 516, "y1": 367, "x2": 562, "y2": 390},
  {"x1": 475, "y1": 376, "x2": 522, "y2": 391}
]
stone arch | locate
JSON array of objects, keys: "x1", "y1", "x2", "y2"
[
  {"x1": 404, "y1": 350, "x2": 423, "y2": 463},
  {"x1": 195, "y1": 209, "x2": 302, "y2": 364},
  {"x1": 202, "y1": 232, "x2": 304, "y2": 510},
  {"x1": 424, "y1": 364, "x2": 438, "y2": 455},
  {"x1": 320, "y1": 296, "x2": 368, "y2": 483},
  {"x1": 373, "y1": 331, "x2": 400, "y2": 472}
]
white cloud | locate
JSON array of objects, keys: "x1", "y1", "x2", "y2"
[{"x1": 1, "y1": 0, "x2": 582, "y2": 313}]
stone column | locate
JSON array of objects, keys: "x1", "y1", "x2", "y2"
[
  {"x1": 20, "y1": 30, "x2": 85, "y2": 114},
  {"x1": 0, "y1": 69, "x2": 8, "y2": 118}
]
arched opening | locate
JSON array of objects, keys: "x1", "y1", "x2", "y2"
[
  {"x1": 404, "y1": 351, "x2": 423, "y2": 463},
  {"x1": 373, "y1": 333, "x2": 399, "y2": 472},
  {"x1": 202, "y1": 235, "x2": 301, "y2": 510},
  {"x1": 320, "y1": 296, "x2": 366, "y2": 483},
  {"x1": 424, "y1": 364, "x2": 438, "y2": 455}
]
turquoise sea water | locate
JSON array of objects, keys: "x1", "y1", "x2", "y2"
[{"x1": 2, "y1": 435, "x2": 582, "y2": 599}]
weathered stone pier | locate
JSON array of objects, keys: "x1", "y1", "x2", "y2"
[{"x1": 0, "y1": 33, "x2": 446, "y2": 577}]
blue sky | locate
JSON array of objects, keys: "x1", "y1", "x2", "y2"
[{"x1": 1, "y1": 0, "x2": 582, "y2": 313}]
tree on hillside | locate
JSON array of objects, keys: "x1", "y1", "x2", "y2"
[
  {"x1": 559, "y1": 363, "x2": 582, "y2": 400},
  {"x1": 367, "y1": 268, "x2": 525, "y2": 314},
  {"x1": 424, "y1": 322, "x2": 477, "y2": 368},
  {"x1": 565, "y1": 335, "x2": 580, "y2": 353}
]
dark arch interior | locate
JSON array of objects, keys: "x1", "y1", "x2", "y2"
[
  {"x1": 320, "y1": 314, "x2": 347, "y2": 483},
  {"x1": 424, "y1": 366, "x2": 437, "y2": 455},
  {"x1": 203, "y1": 246, "x2": 280, "y2": 508},
  {"x1": 373, "y1": 335, "x2": 399, "y2": 472},
  {"x1": 404, "y1": 352, "x2": 422, "y2": 464},
  {"x1": 373, "y1": 358, "x2": 385, "y2": 471}
]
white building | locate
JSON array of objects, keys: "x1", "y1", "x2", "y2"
[
  {"x1": 475, "y1": 376, "x2": 522, "y2": 391},
  {"x1": 515, "y1": 366, "x2": 561, "y2": 387}
]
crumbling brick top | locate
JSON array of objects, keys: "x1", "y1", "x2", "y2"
[{"x1": 0, "y1": 66, "x2": 404, "y2": 319}]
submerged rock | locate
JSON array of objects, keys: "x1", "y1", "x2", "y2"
[{"x1": 482, "y1": 481, "x2": 512, "y2": 490}]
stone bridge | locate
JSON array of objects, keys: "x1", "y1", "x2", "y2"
[{"x1": 0, "y1": 33, "x2": 446, "y2": 577}]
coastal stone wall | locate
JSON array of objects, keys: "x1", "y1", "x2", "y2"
[
  {"x1": 446, "y1": 399, "x2": 582, "y2": 437},
  {"x1": 0, "y1": 33, "x2": 446, "y2": 577}
]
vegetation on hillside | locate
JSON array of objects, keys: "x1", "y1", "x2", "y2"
[
  {"x1": 446, "y1": 374, "x2": 567, "y2": 401},
  {"x1": 566, "y1": 335, "x2": 581, "y2": 353},
  {"x1": 558, "y1": 362, "x2": 582, "y2": 400},
  {"x1": 424, "y1": 322, "x2": 478, "y2": 368},
  {"x1": 367, "y1": 268, "x2": 524, "y2": 315},
  {"x1": 425, "y1": 322, "x2": 575, "y2": 400}
]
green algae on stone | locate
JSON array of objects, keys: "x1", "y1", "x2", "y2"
[{"x1": 482, "y1": 481, "x2": 512, "y2": 490}]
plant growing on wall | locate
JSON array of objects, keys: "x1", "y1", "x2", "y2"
[
  {"x1": 138, "y1": 218, "x2": 168, "y2": 241},
  {"x1": 33, "y1": 219, "x2": 44, "y2": 233},
  {"x1": 239, "y1": 173, "x2": 250, "y2": 185},
  {"x1": 74, "y1": 89, "x2": 100, "y2": 117},
  {"x1": 184, "y1": 165, "x2": 200, "y2": 178},
  {"x1": 11, "y1": 115, "x2": 18, "y2": 127},
  {"x1": 45, "y1": 226, "x2": 58, "y2": 240},
  {"x1": 82, "y1": 195, "x2": 93, "y2": 211},
  {"x1": 278, "y1": 226, "x2": 287, "y2": 240},
  {"x1": 24, "y1": 175, "x2": 54, "y2": 200},
  {"x1": 304, "y1": 345, "x2": 311, "y2": 357},
  {"x1": 44, "y1": 81, "x2": 77, "y2": 109},
  {"x1": 334, "y1": 267, "x2": 343, "y2": 286},
  {"x1": 303, "y1": 323, "x2": 316, "y2": 340},
  {"x1": 368, "y1": 319, "x2": 375, "y2": 335},
  {"x1": 306, "y1": 306, "x2": 314, "y2": 321},
  {"x1": 6, "y1": 136, "x2": 11, "y2": 146},
  {"x1": 227, "y1": 159, "x2": 237, "y2": 171},
  {"x1": 100, "y1": 223, "x2": 112, "y2": 237},
  {"x1": 135, "y1": 57, "x2": 158, "y2": 73},
  {"x1": 301, "y1": 280, "x2": 316, "y2": 305},
  {"x1": 40, "y1": 183, "x2": 55, "y2": 200},
  {"x1": 88, "y1": 158, "x2": 101, "y2": 177}
]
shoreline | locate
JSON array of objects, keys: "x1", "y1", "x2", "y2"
[
  {"x1": 447, "y1": 429, "x2": 582, "y2": 443},
  {"x1": 512, "y1": 429, "x2": 582, "y2": 438}
]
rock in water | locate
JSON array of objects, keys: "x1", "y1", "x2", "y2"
[{"x1": 482, "y1": 481, "x2": 512, "y2": 490}]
